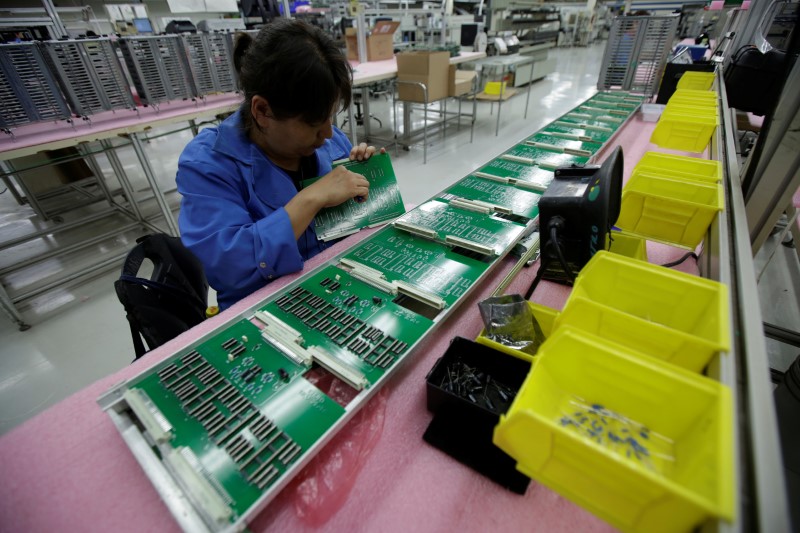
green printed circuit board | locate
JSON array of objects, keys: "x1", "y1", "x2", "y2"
[
  {"x1": 301, "y1": 153, "x2": 406, "y2": 241},
  {"x1": 441, "y1": 175, "x2": 541, "y2": 220},
  {"x1": 99, "y1": 90, "x2": 641, "y2": 533}
]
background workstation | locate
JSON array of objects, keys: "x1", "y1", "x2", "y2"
[{"x1": 0, "y1": 1, "x2": 799, "y2": 532}]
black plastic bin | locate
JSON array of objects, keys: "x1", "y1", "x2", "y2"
[{"x1": 423, "y1": 336, "x2": 533, "y2": 494}]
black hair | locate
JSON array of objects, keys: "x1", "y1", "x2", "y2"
[{"x1": 233, "y1": 19, "x2": 352, "y2": 128}]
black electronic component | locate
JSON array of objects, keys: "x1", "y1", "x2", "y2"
[
  {"x1": 372, "y1": 296, "x2": 383, "y2": 305},
  {"x1": 329, "y1": 282, "x2": 341, "y2": 291},
  {"x1": 243, "y1": 366, "x2": 262, "y2": 383},
  {"x1": 320, "y1": 277, "x2": 331, "y2": 286},
  {"x1": 229, "y1": 344, "x2": 247, "y2": 358},
  {"x1": 279, "y1": 368, "x2": 290, "y2": 382},
  {"x1": 527, "y1": 146, "x2": 623, "y2": 294},
  {"x1": 222, "y1": 338, "x2": 238, "y2": 350}
]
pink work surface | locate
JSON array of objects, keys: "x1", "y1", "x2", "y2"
[
  {"x1": 0, "y1": 93, "x2": 242, "y2": 157},
  {"x1": 0, "y1": 113, "x2": 699, "y2": 533}
]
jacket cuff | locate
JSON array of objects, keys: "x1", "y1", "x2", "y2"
[{"x1": 253, "y1": 207, "x2": 303, "y2": 281}]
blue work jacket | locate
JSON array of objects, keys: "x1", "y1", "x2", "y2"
[{"x1": 176, "y1": 110, "x2": 352, "y2": 309}]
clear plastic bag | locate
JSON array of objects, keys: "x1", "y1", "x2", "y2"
[
  {"x1": 478, "y1": 294, "x2": 545, "y2": 355},
  {"x1": 291, "y1": 368, "x2": 388, "y2": 526}
]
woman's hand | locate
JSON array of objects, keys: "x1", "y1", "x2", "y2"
[
  {"x1": 286, "y1": 166, "x2": 369, "y2": 238},
  {"x1": 349, "y1": 143, "x2": 386, "y2": 161},
  {"x1": 307, "y1": 166, "x2": 370, "y2": 207}
]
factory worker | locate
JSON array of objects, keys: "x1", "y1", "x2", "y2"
[{"x1": 176, "y1": 19, "x2": 381, "y2": 310}]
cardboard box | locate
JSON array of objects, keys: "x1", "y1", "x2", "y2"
[
  {"x1": 345, "y1": 21, "x2": 399, "y2": 62},
  {"x1": 448, "y1": 65, "x2": 477, "y2": 97},
  {"x1": 14, "y1": 148, "x2": 94, "y2": 196},
  {"x1": 396, "y1": 51, "x2": 450, "y2": 103}
]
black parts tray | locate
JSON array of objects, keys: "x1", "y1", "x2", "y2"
[{"x1": 423, "y1": 336, "x2": 532, "y2": 494}]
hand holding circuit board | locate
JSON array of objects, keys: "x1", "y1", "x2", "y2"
[
  {"x1": 350, "y1": 143, "x2": 386, "y2": 203},
  {"x1": 301, "y1": 152, "x2": 407, "y2": 241},
  {"x1": 307, "y1": 165, "x2": 371, "y2": 207}
]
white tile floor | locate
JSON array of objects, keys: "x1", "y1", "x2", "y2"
[{"x1": 1, "y1": 42, "x2": 798, "y2": 437}]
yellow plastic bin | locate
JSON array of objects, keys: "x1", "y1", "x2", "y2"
[
  {"x1": 555, "y1": 297, "x2": 725, "y2": 372},
  {"x1": 493, "y1": 327, "x2": 734, "y2": 533},
  {"x1": 484, "y1": 81, "x2": 508, "y2": 95},
  {"x1": 676, "y1": 71, "x2": 715, "y2": 91},
  {"x1": 633, "y1": 152, "x2": 721, "y2": 184},
  {"x1": 668, "y1": 90, "x2": 718, "y2": 106},
  {"x1": 617, "y1": 173, "x2": 724, "y2": 248},
  {"x1": 607, "y1": 230, "x2": 648, "y2": 262},
  {"x1": 476, "y1": 301, "x2": 559, "y2": 362},
  {"x1": 662, "y1": 103, "x2": 718, "y2": 117},
  {"x1": 665, "y1": 103, "x2": 717, "y2": 114},
  {"x1": 650, "y1": 112, "x2": 719, "y2": 153},
  {"x1": 672, "y1": 88, "x2": 718, "y2": 100},
  {"x1": 566, "y1": 251, "x2": 731, "y2": 360},
  {"x1": 662, "y1": 104, "x2": 717, "y2": 118}
]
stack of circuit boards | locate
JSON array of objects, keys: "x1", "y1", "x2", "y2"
[{"x1": 99, "y1": 91, "x2": 644, "y2": 533}]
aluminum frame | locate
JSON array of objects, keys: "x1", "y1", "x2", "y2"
[
  {"x1": 118, "y1": 35, "x2": 196, "y2": 106},
  {"x1": 0, "y1": 42, "x2": 71, "y2": 130},
  {"x1": 182, "y1": 33, "x2": 237, "y2": 97},
  {"x1": 597, "y1": 14, "x2": 679, "y2": 96},
  {"x1": 41, "y1": 38, "x2": 135, "y2": 117}
]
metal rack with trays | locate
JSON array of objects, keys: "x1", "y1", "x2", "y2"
[
  {"x1": 117, "y1": 35, "x2": 197, "y2": 107},
  {"x1": 0, "y1": 42, "x2": 71, "y2": 133},
  {"x1": 181, "y1": 32, "x2": 237, "y2": 97},
  {"x1": 597, "y1": 14, "x2": 679, "y2": 97},
  {"x1": 40, "y1": 38, "x2": 136, "y2": 119}
]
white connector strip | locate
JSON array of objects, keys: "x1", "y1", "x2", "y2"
[
  {"x1": 473, "y1": 171, "x2": 509, "y2": 183},
  {"x1": 499, "y1": 153, "x2": 535, "y2": 165},
  {"x1": 166, "y1": 447, "x2": 233, "y2": 526},
  {"x1": 546, "y1": 131, "x2": 581, "y2": 141},
  {"x1": 566, "y1": 112, "x2": 593, "y2": 120},
  {"x1": 564, "y1": 147, "x2": 593, "y2": 157},
  {"x1": 553, "y1": 120, "x2": 613, "y2": 133},
  {"x1": 395, "y1": 280, "x2": 446, "y2": 310},
  {"x1": 528, "y1": 140, "x2": 592, "y2": 158},
  {"x1": 538, "y1": 159, "x2": 562, "y2": 171},
  {"x1": 579, "y1": 105, "x2": 609, "y2": 113},
  {"x1": 123, "y1": 388, "x2": 173, "y2": 444},
  {"x1": 319, "y1": 225, "x2": 360, "y2": 241},
  {"x1": 449, "y1": 197, "x2": 492, "y2": 214},
  {"x1": 471, "y1": 198, "x2": 513, "y2": 215},
  {"x1": 254, "y1": 310, "x2": 312, "y2": 366},
  {"x1": 525, "y1": 141, "x2": 564, "y2": 153},
  {"x1": 339, "y1": 258, "x2": 398, "y2": 294},
  {"x1": 445, "y1": 235, "x2": 497, "y2": 257},
  {"x1": 339, "y1": 257, "x2": 386, "y2": 281},
  {"x1": 309, "y1": 347, "x2": 368, "y2": 390},
  {"x1": 514, "y1": 179, "x2": 548, "y2": 192},
  {"x1": 546, "y1": 131, "x2": 599, "y2": 143},
  {"x1": 393, "y1": 220, "x2": 438, "y2": 240},
  {"x1": 595, "y1": 115, "x2": 623, "y2": 123}
]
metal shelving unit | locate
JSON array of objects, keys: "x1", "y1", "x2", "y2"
[
  {"x1": 41, "y1": 38, "x2": 135, "y2": 118},
  {"x1": 597, "y1": 14, "x2": 679, "y2": 96},
  {"x1": 118, "y1": 35, "x2": 196, "y2": 107},
  {"x1": 0, "y1": 42, "x2": 71, "y2": 131},
  {"x1": 182, "y1": 33, "x2": 237, "y2": 97}
]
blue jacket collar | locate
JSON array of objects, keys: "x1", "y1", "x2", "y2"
[{"x1": 212, "y1": 109, "x2": 254, "y2": 163}]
